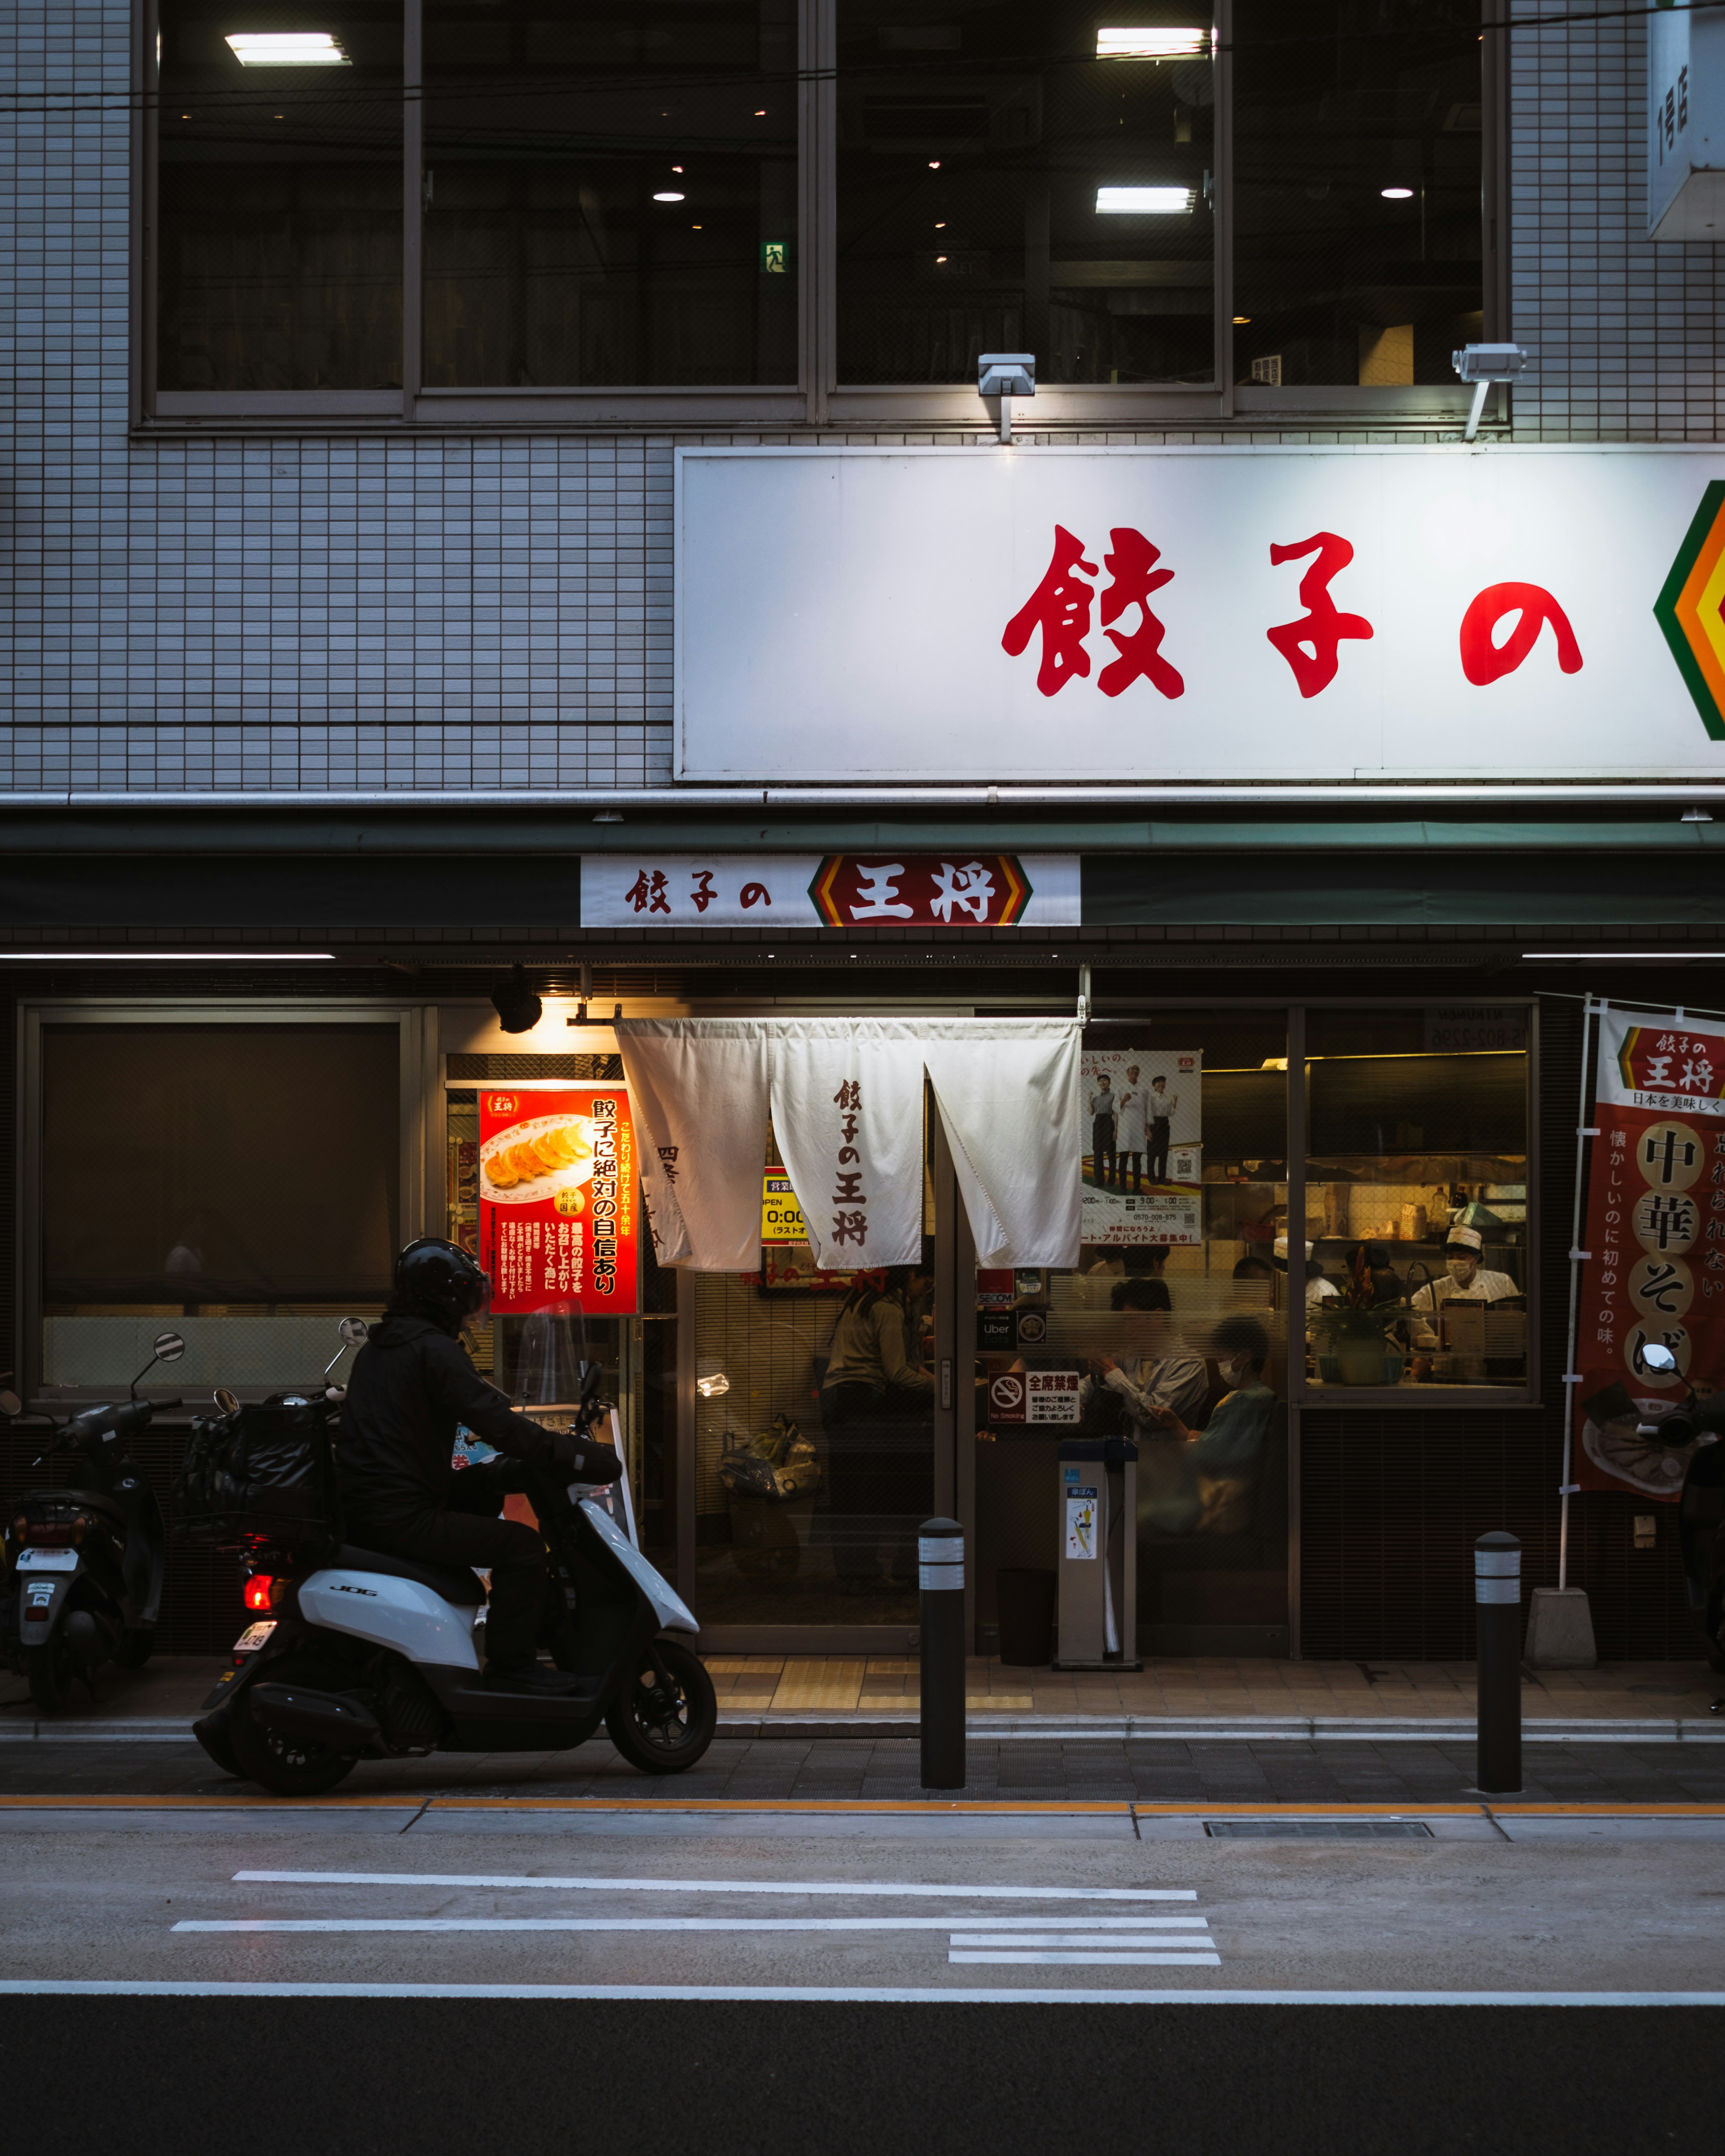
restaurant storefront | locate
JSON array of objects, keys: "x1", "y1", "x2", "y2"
[{"x1": 3, "y1": 811, "x2": 1716, "y2": 1668}]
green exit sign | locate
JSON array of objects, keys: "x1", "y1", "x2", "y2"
[{"x1": 760, "y1": 239, "x2": 788, "y2": 274}]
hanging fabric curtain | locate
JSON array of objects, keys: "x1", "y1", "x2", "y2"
[
  {"x1": 614, "y1": 1016, "x2": 1081, "y2": 1272},
  {"x1": 611, "y1": 1020, "x2": 770, "y2": 1272}
]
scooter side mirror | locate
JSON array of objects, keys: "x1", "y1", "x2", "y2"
[
  {"x1": 0, "y1": 1389, "x2": 20, "y2": 1418},
  {"x1": 153, "y1": 1331, "x2": 187, "y2": 1365},
  {"x1": 1641, "y1": 1343, "x2": 1680, "y2": 1375},
  {"x1": 339, "y1": 1318, "x2": 370, "y2": 1346},
  {"x1": 213, "y1": 1387, "x2": 240, "y2": 1416}
]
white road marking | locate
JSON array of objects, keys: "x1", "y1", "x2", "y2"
[
  {"x1": 949, "y1": 1952, "x2": 1225, "y2": 1967},
  {"x1": 948, "y1": 1932, "x2": 1216, "y2": 1948},
  {"x1": 231, "y1": 1871, "x2": 1197, "y2": 1901},
  {"x1": 174, "y1": 1915, "x2": 1212, "y2": 1935}
]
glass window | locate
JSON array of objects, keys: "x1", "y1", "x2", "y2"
[
  {"x1": 837, "y1": 0, "x2": 1215, "y2": 385},
  {"x1": 40, "y1": 1024, "x2": 400, "y2": 1393},
  {"x1": 1302, "y1": 1007, "x2": 1530, "y2": 1394},
  {"x1": 1232, "y1": 0, "x2": 1483, "y2": 389},
  {"x1": 978, "y1": 1013, "x2": 1290, "y2": 1657},
  {"x1": 423, "y1": 0, "x2": 798, "y2": 387},
  {"x1": 157, "y1": 1, "x2": 403, "y2": 390}
]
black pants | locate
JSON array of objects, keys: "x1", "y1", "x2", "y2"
[
  {"x1": 1092, "y1": 1115, "x2": 1117, "y2": 1188},
  {"x1": 1147, "y1": 1119, "x2": 1171, "y2": 1185},
  {"x1": 821, "y1": 1382, "x2": 935, "y2": 1587},
  {"x1": 348, "y1": 1462, "x2": 546, "y2": 1670},
  {"x1": 1119, "y1": 1149, "x2": 1143, "y2": 1191}
]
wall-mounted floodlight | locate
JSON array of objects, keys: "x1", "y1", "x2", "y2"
[
  {"x1": 978, "y1": 352, "x2": 1035, "y2": 443},
  {"x1": 1451, "y1": 341, "x2": 1528, "y2": 441}
]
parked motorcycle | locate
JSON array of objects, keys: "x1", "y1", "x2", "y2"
[
  {"x1": 0, "y1": 1331, "x2": 186, "y2": 1708},
  {"x1": 188, "y1": 1323, "x2": 716, "y2": 1795}
]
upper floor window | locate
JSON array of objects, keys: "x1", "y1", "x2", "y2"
[{"x1": 144, "y1": 0, "x2": 1485, "y2": 413}]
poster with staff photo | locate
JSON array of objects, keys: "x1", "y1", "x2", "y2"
[
  {"x1": 1574, "y1": 1009, "x2": 1725, "y2": 1499},
  {"x1": 1081, "y1": 1047, "x2": 1203, "y2": 1246}
]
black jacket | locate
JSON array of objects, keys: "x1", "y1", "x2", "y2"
[{"x1": 338, "y1": 1314, "x2": 591, "y2": 1520}]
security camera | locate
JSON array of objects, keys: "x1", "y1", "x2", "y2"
[{"x1": 1451, "y1": 342, "x2": 1529, "y2": 384}]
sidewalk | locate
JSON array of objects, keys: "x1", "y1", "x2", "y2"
[{"x1": 4, "y1": 1653, "x2": 1721, "y2": 1742}]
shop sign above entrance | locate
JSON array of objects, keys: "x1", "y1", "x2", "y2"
[
  {"x1": 582, "y1": 852, "x2": 1079, "y2": 928},
  {"x1": 675, "y1": 444, "x2": 1725, "y2": 784}
]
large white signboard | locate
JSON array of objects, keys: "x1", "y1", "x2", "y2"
[
  {"x1": 1648, "y1": 9, "x2": 1725, "y2": 240},
  {"x1": 674, "y1": 444, "x2": 1725, "y2": 784}
]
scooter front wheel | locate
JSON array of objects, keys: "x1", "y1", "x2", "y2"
[{"x1": 605, "y1": 1639, "x2": 717, "y2": 1774}]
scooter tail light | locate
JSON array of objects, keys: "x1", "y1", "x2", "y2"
[{"x1": 243, "y1": 1574, "x2": 277, "y2": 1613}]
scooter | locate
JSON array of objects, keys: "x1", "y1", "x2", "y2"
[
  {"x1": 0, "y1": 1331, "x2": 186, "y2": 1709},
  {"x1": 192, "y1": 1352, "x2": 716, "y2": 1795}
]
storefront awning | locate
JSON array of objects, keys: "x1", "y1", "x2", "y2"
[{"x1": 615, "y1": 1018, "x2": 1081, "y2": 1271}]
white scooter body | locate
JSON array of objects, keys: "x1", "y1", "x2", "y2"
[{"x1": 296, "y1": 1498, "x2": 697, "y2": 1674}]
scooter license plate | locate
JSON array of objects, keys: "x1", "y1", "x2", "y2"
[
  {"x1": 233, "y1": 1621, "x2": 277, "y2": 1654},
  {"x1": 18, "y1": 1549, "x2": 77, "y2": 1572}
]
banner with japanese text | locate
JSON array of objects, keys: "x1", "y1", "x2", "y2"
[
  {"x1": 1575, "y1": 1009, "x2": 1725, "y2": 1498},
  {"x1": 478, "y1": 1088, "x2": 638, "y2": 1316}
]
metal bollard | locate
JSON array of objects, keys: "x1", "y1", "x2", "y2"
[
  {"x1": 1474, "y1": 1531, "x2": 1522, "y2": 1795},
  {"x1": 919, "y1": 1517, "x2": 966, "y2": 1791}
]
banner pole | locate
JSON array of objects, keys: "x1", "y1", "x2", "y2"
[{"x1": 1558, "y1": 996, "x2": 1603, "y2": 1592}]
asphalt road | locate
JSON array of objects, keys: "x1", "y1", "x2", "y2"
[{"x1": 2, "y1": 1811, "x2": 1723, "y2": 2156}]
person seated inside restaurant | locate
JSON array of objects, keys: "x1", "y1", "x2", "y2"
[
  {"x1": 1135, "y1": 1316, "x2": 1278, "y2": 1537},
  {"x1": 1081, "y1": 1276, "x2": 1208, "y2": 1436},
  {"x1": 1274, "y1": 1235, "x2": 1338, "y2": 1305},
  {"x1": 1230, "y1": 1252, "x2": 1275, "y2": 1307}
]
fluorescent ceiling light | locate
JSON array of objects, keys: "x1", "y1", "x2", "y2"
[
  {"x1": 1380, "y1": 186, "x2": 1415, "y2": 199},
  {"x1": 225, "y1": 32, "x2": 349, "y2": 65},
  {"x1": 1096, "y1": 185, "x2": 1195, "y2": 214},
  {"x1": 1097, "y1": 26, "x2": 1209, "y2": 56},
  {"x1": 0, "y1": 951, "x2": 339, "y2": 961},
  {"x1": 653, "y1": 190, "x2": 685, "y2": 202},
  {"x1": 1520, "y1": 952, "x2": 1725, "y2": 961}
]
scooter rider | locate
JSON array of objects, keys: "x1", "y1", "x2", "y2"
[{"x1": 338, "y1": 1238, "x2": 622, "y2": 1697}]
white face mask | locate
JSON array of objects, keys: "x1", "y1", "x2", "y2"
[
  {"x1": 1218, "y1": 1359, "x2": 1248, "y2": 1390},
  {"x1": 1446, "y1": 1257, "x2": 1478, "y2": 1286}
]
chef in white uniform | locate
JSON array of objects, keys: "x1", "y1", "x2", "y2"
[
  {"x1": 1409, "y1": 1225, "x2": 1520, "y2": 1348},
  {"x1": 1115, "y1": 1064, "x2": 1150, "y2": 1192}
]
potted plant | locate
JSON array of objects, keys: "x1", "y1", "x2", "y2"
[{"x1": 1311, "y1": 1246, "x2": 1408, "y2": 1387}]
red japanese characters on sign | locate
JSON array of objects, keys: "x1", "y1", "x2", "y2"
[
  {"x1": 1574, "y1": 1013, "x2": 1725, "y2": 1499},
  {"x1": 479, "y1": 1087, "x2": 639, "y2": 1316},
  {"x1": 809, "y1": 853, "x2": 1035, "y2": 927},
  {"x1": 1002, "y1": 523, "x2": 1580, "y2": 702}
]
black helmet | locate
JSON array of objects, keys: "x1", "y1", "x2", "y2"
[{"x1": 394, "y1": 1237, "x2": 489, "y2": 1331}]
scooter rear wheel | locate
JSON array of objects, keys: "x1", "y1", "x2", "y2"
[
  {"x1": 604, "y1": 1638, "x2": 717, "y2": 1775},
  {"x1": 230, "y1": 1654, "x2": 360, "y2": 1796}
]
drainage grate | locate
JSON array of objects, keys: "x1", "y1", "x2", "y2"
[{"x1": 1204, "y1": 1820, "x2": 1433, "y2": 1840}]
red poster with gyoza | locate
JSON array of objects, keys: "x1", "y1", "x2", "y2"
[
  {"x1": 478, "y1": 1088, "x2": 638, "y2": 1315},
  {"x1": 1574, "y1": 1010, "x2": 1725, "y2": 1498}
]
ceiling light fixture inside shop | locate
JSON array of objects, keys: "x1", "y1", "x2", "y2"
[
  {"x1": 0, "y1": 950, "x2": 337, "y2": 961},
  {"x1": 1096, "y1": 26, "x2": 1209, "y2": 56},
  {"x1": 225, "y1": 31, "x2": 349, "y2": 64},
  {"x1": 1381, "y1": 186, "x2": 1415, "y2": 199},
  {"x1": 1096, "y1": 186, "x2": 1194, "y2": 214},
  {"x1": 653, "y1": 190, "x2": 685, "y2": 202},
  {"x1": 490, "y1": 966, "x2": 544, "y2": 1034}
]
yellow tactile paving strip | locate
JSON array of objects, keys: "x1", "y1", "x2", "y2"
[{"x1": 704, "y1": 1655, "x2": 1725, "y2": 1723}]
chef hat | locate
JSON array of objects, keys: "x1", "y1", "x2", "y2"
[
  {"x1": 1445, "y1": 1224, "x2": 1484, "y2": 1255},
  {"x1": 1272, "y1": 1236, "x2": 1314, "y2": 1267}
]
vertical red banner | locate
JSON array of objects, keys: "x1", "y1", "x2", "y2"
[
  {"x1": 1575, "y1": 1011, "x2": 1725, "y2": 1498},
  {"x1": 478, "y1": 1087, "x2": 638, "y2": 1316}
]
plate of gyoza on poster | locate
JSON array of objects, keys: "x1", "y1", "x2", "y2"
[{"x1": 479, "y1": 1113, "x2": 597, "y2": 1206}]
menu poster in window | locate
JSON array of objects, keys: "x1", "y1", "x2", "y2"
[
  {"x1": 479, "y1": 1088, "x2": 639, "y2": 1316},
  {"x1": 1574, "y1": 1010, "x2": 1725, "y2": 1498},
  {"x1": 1081, "y1": 1048, "x2": 1203, "y2": 1246}
]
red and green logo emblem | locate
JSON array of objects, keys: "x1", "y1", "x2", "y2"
[{"x1": 1655, "y1": 481, "x2": 1725, "y2": 741}]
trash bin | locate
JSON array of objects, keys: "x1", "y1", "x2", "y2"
[{"x1": 995, "y1": 1566, "x2": 1057, "y2": 1666}]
